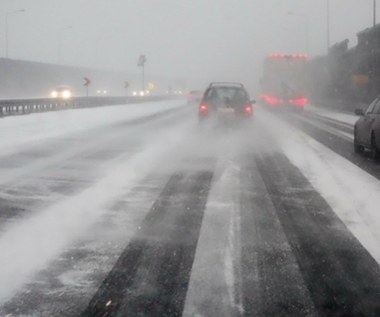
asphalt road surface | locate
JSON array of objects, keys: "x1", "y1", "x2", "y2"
[{"x1": 1, "y1": 101, "x2": 380, "y2": 317}]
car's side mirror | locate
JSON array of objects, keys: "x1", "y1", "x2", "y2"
[
  {"x1": 355, "y1": 108, "x2": 364, "y2": 116},
  {"x1": 251, "y1": 99, "x2": 256, "y2": 104}
]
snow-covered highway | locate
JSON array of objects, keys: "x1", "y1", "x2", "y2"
[{"x1": 1, "y1": 101, "x2": 380, "y2": 316}]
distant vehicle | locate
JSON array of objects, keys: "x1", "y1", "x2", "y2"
[
  {"x1": 354, "y1": 97, "x2": 380, "y2": 158},
  {"x1": 260, "y1": 53, "x2": 308, "y2": 111},
  {"x1": 198, "y1": 82, "x2": 254, "y2": 125},
  {"x1": 50, "y1": 85, "x2": 73, "y2": 100},
  {"x1": 187, "y1": 90, "x2": 203, "y2": 104},
  {"x1": 96, "y1": 89, "x2": 108, "y2": 95}
]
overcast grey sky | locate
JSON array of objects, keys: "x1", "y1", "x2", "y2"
[{"x1": 0, "y1": 0, "x2": 376, "y2": 88}]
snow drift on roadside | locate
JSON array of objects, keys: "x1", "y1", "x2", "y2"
[
  {"x1": 261, "y1": 109, "x2": 380, "y2": 264},
  {"x1": 0, "y1": 100, "x2": 183, "y2": 157}
]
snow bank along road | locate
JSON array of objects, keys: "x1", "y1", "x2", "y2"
[{"x1": 1, "y1": 101, "x2": 380, "y2": 316}]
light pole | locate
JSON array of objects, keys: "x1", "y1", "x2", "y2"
[
  {"x1": 374, "y1": 0, "x2": 377, "y2": 27},
  {"x1": 5, "y1": 9, "x2": 25, "y2": 58},
  {"x1": 327, "y1": 0, "x2": 330, "y2": 53},
  {"x1": 137, "y1": 54, "x2": 147, "y2": 92},
  {"x1": 373, "y1": 0, "x2": 378, "y2": 97},
  {"x1": 57, "y1": 25, "x2": 73, "y2": 64}
]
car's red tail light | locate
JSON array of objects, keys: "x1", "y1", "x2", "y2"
[
  {"x1": 261, "y1": 94, "x2": 283, "y2": 105},
  {"x1": 267, "y1": 96, "x2": 283, "y2": 105},
  {"x1": 199, "y1": 103, "x2": 208, "y2": 112},
  {"x1": 244, "y1": 105, "x2": 253, "y2": 113},
  {"x1": 289, "y1": 97, "x2": 307, "y2": 106}
]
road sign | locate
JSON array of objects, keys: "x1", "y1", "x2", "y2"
[
  {"x1": 83, "y1": 77, "x2": 91, "y2": 86},
  {"x1": 137, "y1": 54, "x2": 147, "y2": 67},
  {"x1": 83, "y1": 77, "x2": 91, "y2": 97}
]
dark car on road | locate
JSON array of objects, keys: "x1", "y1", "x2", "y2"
[
  {"x1": 354, "y1": 97, "x2": 380, "y2": 158},
  {"x1": 198, "y1": 82, "x2": 254, "y2": 125}
]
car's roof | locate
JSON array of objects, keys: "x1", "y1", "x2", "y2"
[
  {"x1": 206, "y1": 86, "x2": 248, "y2": 94},
  {"x1": 208, "y1": 82, "x2": 244, "y2": 88}
]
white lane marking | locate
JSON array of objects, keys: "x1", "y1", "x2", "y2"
[{"x1": 183, "y1": 158, "x2": 243, "y2": 317}]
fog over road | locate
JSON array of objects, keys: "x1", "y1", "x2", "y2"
[{"x1": 1, "y1": 100, "x2": 380, "y2": 316}]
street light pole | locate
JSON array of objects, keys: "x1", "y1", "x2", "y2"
[
  {"x1": 5, "y1": 9, "x2": 25, "y2": 59},
  {"x1": 327, "y1": 0, "x2": 330, "y2": 53},
  {"x1": 142, "y1": 63, "x2": 145, "y2": 92},
  {"x1": 57, "y1": 26, "x2": 73, "y2": 64},
  {"x1": 137, "y1": 54, "x2": 147, "y2": 92},
  {"x1": 374, "y1": 0, "x2": 377, "y2": 27},
  {"x1": 374, "y1": 0, "x2": 378, "y2": 97}
]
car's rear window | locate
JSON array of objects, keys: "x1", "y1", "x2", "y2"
[{"x1": 205, "y1": 87, "x2": 249, "y2": 107}]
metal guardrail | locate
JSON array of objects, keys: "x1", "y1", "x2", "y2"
[{"x1": 0, "y1": 95, "x2": 180, "y2": 117}]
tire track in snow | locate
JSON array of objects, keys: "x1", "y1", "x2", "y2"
[
  {"x1": 81, "y1": 167, "x2": 214, "y2": 317},
  {"x1": 256, "y1": 153, "x2": 380, "y2": 316}
]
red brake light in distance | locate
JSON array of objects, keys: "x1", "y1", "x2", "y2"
[
  {"x1": 199, "y1": 103, "x2": 208, "y2": 112},
  {"x1": 262, "y1": 94, "x2": 283, "y2": 105},
  {"x1": 290, "y1": 97, "x2": 307, "y2": 106},
  {"x1": 244, "y1": 105, "x2": 253, "y2": 113},
  {"x1": 261, "y1": 93, "x2": 307, "y2": 106},
  {"x1": 268, "y1": 53, "x2": 308, "y2": 60},
  {"x1": 270, "y1": 97, "x2": 282, "y2": 104}
]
